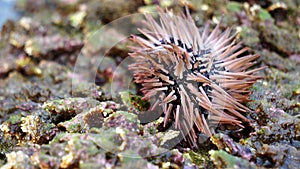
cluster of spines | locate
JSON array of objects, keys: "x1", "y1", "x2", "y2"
[{"x1": 128, "y1": 7, "x2": 263, "y2": 147}]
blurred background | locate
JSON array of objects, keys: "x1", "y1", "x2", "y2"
[{"x1": 0, "y1": 0, "x2": 19, "y2": 27}]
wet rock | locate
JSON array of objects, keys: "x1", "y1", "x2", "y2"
[
  {"x1": 120, "y1": 91, "x2": 150, "y2": 112},
  {"x1": 71, "y1": 81, "x2": 106, "y2": 100},
  {"x1": 248, "y1": 67, "x2": 300, "y2": 117},
  {"x1": 1, "y1": 0, "x2": 300, "y2": 168},
  {"x1": 1, "y1": 113, "x2": 57, "y2": 145},
  {"x1": 43, "y1": 98, "x2": 100, "y2": 123},
  {"x1": 20, "y1": 115, "x2": 57, "y2": 144},
  {"x1": 238, "y1": 26, "x2": 260, "y2": 49},
  {"x1": 58, "y1": 101, "x2": 119, "y2": 133},
  {"x1": 257, "y1": 49, "x2": 297, "y2": 71},
  {"x1": 150, "y1": 149, "x2": 185, "y2": 169},
  {"x1": 209, "y1": 150, "x2": 257, "y2": 169},
  {"x1": 103, "y1": 111, "x2": 141, "y2": 134},
  {"x1": 184, "y1": 149, "x2": 213, "y2": 168},
  {"x1": 1, "y1": 151, "x2": 31, "y2": 169},
  {"x1": 259, "y1": 23, "x2": 300, "y2": 55},
  {"x1": 267, "y1": 2, "x2": 288, "y2": 23},
  {"x1": 88, "y1": 0, "x2": 144, "y2": 23},
  {"x1": 248, "y1": 107, "x2": 300, "y2": 147},
  {"x1": 211, "y1": 134, "x2": 254, "y2": 161},
  {"x1": 24, "y1": 35, "x2": 83, "y2": 59},
  {"x1": 0, "y1": 110, "x2": 166, "y2": 168},
  {"x1": 256, "y1": 144, "x2": 300, "y2": 168}
]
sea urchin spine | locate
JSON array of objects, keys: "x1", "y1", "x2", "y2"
[{"x1": 128, "y1": 7, "x2": 263, "y2": 147}]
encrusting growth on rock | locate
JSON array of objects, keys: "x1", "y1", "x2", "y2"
[{"x1": 128, "y1": 6, "x2": 263, "y2": 147}]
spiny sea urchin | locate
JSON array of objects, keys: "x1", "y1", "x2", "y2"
[{"x1": 128, "y1": 7, "x2": 263, "y2": 147}]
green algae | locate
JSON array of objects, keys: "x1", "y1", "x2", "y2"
[
  {"x1": 7, "y1": 115, "x2": 22, "y2": 125},
  {"x1": 226, "y1": 2, "x2": 242, "y2": 12},
  {"x1": 257, "y1": 8, "x2": 272, "y2": 21},
  {"x1": 187, "y1": 150, "x2": 213, "y2": 168},
  {"x1": 120, "y1": 91, "x2": 150, "y2": 112}
]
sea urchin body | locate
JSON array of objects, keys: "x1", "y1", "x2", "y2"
[{"x1": 128, "y1": 7, "x2": 262, "y2": 147}]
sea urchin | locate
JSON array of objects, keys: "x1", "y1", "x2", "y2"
[{"x1": 128, "y1": 7, "x2": 263, "y2": 147}]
